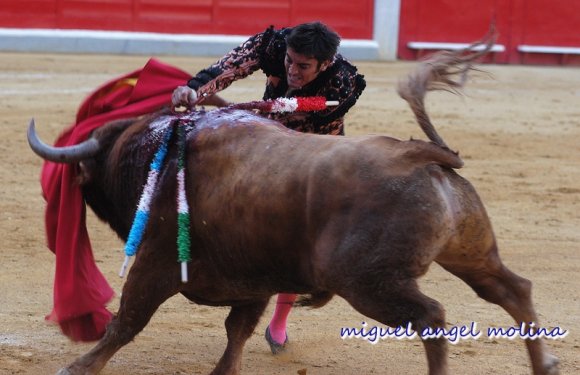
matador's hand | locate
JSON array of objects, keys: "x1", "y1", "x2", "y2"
[{"x1": 172, "y1": 86, "x2": 198, "y2": 110}]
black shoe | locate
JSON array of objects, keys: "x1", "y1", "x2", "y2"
[{"x1": 264, "y1": 325, "x2": 288, "y2": 354}]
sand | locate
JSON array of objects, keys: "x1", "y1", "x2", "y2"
[{"x1": 1, "y1": 52, "x2": 578, "y2": 374}]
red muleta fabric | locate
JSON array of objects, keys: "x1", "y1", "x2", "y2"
[{"x1": 40, "y1": 58, "x2": 190, "y2": 342}]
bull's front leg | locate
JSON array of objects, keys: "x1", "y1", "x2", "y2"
[
  {"x1": 56, "y1": 318, "x2": 140, "y2": 375},
  {"x1": 56, "y1": 246, "x2": 181, "y2": 375},
  {"x1": 210, "y1": 300, "x2": 269, "y2": 375}
]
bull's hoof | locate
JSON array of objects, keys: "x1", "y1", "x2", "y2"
[
  {"x1": 56, "y1": 368, "x2": 72, "y2": 375},
  {"x1": 264, "y1": 325, "x2": 288, "y2": 355},
  {"x1": 543, "y1": 353, "x2": 560, "y2": 375}
]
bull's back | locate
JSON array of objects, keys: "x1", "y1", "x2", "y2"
[
  {"x1": 184, "y1": 121, "x2": 327, "y2": 291},
  {"x1": 183, "y1": 119, "x2": 481, "y2": 289}
]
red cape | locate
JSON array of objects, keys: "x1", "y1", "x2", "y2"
[{"x1": 41, "y1": 58, "x2": 190, "y2": 341}]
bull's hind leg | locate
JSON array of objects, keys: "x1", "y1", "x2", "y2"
[
  {"x1": 438, "y1": 244, "x2": 559, "y2": 375},
  {"x1": 343, "y1": 279, "x2": 449, "y2": 375},
  {"x1": 210, "y1": 300, "x2": 269, "y2": 375},
  {"x1": 56, "y1": 248, "x2": 181, "y2": 375}
]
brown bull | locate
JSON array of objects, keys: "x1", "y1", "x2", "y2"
[{"x1": 28, "y1": 44, "x2": 559, "y2": 375}]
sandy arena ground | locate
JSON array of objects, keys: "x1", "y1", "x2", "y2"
[{"x1": 0, "y1": 52, "x2": 579, "y2": 375}]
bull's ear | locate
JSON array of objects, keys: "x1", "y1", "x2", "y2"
[{"x1": 77, "y1": 160, "x2": 95, "y2": 185}]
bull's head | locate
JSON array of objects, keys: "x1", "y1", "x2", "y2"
[
  {"x1": 27, "y1": 117, "x2": 143, "y2": 238},
  {"x1": 27, "y1": 119, "x2": 102, "y2": 163}
]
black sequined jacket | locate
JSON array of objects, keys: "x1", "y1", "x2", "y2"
[{"x1": 186, "y1": 26, "x2": 366, "y2": 135}]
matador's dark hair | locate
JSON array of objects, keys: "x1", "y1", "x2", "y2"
[{"x1": 286, "y1": 21, "x2": 341, "y2": 63}]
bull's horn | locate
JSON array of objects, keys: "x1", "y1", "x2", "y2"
[{"x1": 27, "y1": 119, "x2": 101, "y2": 163}]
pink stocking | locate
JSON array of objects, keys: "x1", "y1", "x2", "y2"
[{"x1": 268, "y1": 293, "x2": 297, "y2": 344}]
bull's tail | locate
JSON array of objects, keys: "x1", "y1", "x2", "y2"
[{"x1": 397, "y1": 29, "x2": 495, "y2": 150}]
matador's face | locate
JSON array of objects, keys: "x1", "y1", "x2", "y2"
[{"x1": 284, "y1": 47, "x2": 330, "y2": 89}]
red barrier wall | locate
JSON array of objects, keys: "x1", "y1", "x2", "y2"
[
  {"x1": 0, "y1": 0, "x2": 373, "y2": 39},
  {"x1": 3, "y1": 0, "x2": 579, "y2": 65},
  {"x1": 512, "y1": 0, "x2": 580, "y2": 65},
  {"x1": 398, "y1": 0, "x2": 580, "y2": 65}
]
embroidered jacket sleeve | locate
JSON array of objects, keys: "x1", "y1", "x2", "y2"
[{"x1": 186, "y1": 31, "x2": 268, "y2": 98}]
